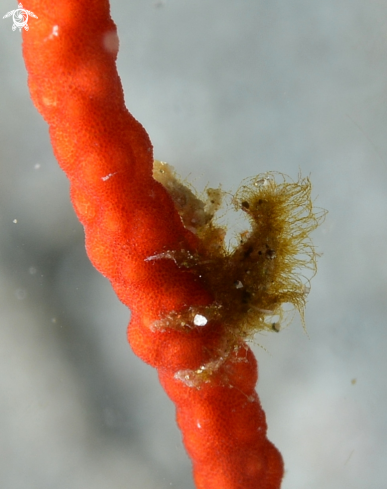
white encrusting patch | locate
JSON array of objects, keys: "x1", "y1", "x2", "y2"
[
  {"x1": 144, "y1": 251, "x2": 178, "y2": 264},
  {"x1": 101, "y1": 172, "x2": 118, "y2": 182}
]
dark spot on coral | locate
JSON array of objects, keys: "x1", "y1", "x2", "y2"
[
  {"x1": 241, "y1": 290, "x2": 252, "y2": 304},
  {"x1": 266, "y1": 248, "x2": 276, "y2": 259},
  {"x1": 243, "y1": 246, "x2": 253, "y2": 259}
]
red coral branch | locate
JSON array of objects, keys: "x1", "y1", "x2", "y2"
[{"x1": 21, "y1": 1, "x2": 284, "y2": 487}]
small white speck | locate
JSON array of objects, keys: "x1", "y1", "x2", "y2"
[
  {"x1": 29, "y1": 267, "x2": 37, "y2": 275},
  {"x1": 101, "y1": 172, "x2": 117, "y2": 182},
  {"x1": 197, "y1": 421, "x2": 201, "y2": 429},
  {"x1": 13, "y1": 219, "x2": 17, "y2": 224},
  {"x1": 254, "y1": 175, "x2": 274, "y2": 187},
  {"x1": 193, "y1": 314, "x2": 207, "y2": 327},
  {"x1": 34, "y1": 163, "x2": 41, "y2": 170},
  {"x1": 44, "y1": 25, "x2": 59, "y2": 42}
]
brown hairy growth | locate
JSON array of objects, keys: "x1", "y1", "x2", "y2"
[{"x1": 153, "y1": 162, "x2": 324, "y2": 380}]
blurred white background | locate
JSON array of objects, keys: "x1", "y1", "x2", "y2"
[{"x1": 1, "y1": 0, "x2": 387, "y2": 488}]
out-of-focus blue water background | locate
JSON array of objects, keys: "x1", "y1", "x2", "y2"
[{"x1": 1, "y1": 1, "x2": 386, "y2": 488}]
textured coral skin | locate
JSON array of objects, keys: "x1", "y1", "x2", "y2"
[{"x1": 21, "y1": 1, "x2": 284, "y2": 487}]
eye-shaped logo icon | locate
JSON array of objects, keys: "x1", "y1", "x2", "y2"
[{"x1": 3, "y1": 2, "x2": 38, "y2": 32}]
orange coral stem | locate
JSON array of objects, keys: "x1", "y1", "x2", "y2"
[{"x1": 21, "y1": 1, "x2": 284, "y2": 487}]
